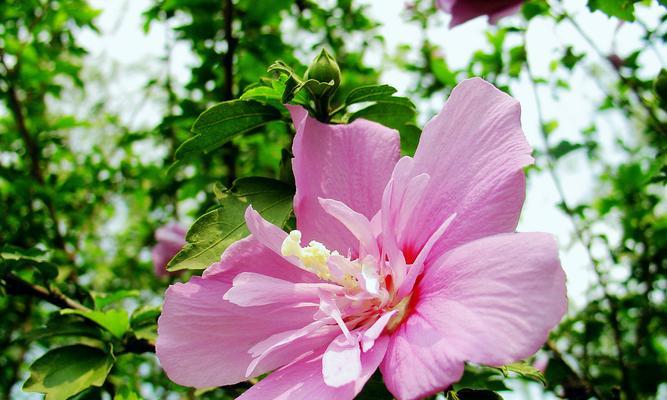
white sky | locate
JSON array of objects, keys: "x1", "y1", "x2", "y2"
[{"x1": 18, "y1": 1, "x2": 662, "y2": 399}]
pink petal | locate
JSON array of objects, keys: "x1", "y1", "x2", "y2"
[
  {"x1": 223, "y1": 272, "x2": 342, "y2": 307},
  {"x1": 157, "y1": 273, "x2": 333, "y2": 388},
  {"x1": 437, "y1": 0, "x2": 524, "y2": 27},
  {"x1": 155, "y1": 222, "x2": 187, "y2": 244},
  {"x1": 381, "y1": 313, "x2": 465, "y2": 400},
  {"x1": 391, "y1": 78, "x2": 533, "y2": 264},
  {"x1": 151, "y1": 242, "x2": 180, "y2": 277},
  {"x1": 417, "y1": 232, "x2": 567, "y2": 365},
  {"x1": 203, "y1": 235, "x2": 317, "y2": 283},
  {"x1": 318, "y1": 198, "x2": 379, "y2": 259},
  {"x1": 289, "y1": 105, "x2": 400, "y2": 255},
  {"x1": 322, "y1": 334, "x2": 362, "y2": 387},
  {"x1": 361, "y1": 310, "x2": 396, "y2": 352},
  {"x1": 381, "y1": 233, "x2": 566, "y2": 400},
  {"x1": 152, "y1": 222, "x2": 187, "y2": 276},
  {"x1": 238, "y1": 336, "x2": 389, "y2": 400},
  {"x1": 245, "y1": 319, "x2": 338, "y2": 378}
]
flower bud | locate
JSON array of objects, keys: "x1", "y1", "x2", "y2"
[{"x1": 305, "y1": 48, "x2": 341, "y2": 90}]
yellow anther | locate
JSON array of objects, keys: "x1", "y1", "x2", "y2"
[
  {"x1": 281, "y1": 231, "x2": 332, "y2": 279},
  {"x1": 281, "y1": 230, "x2": 304, "y2": 258},
  {"x1": 301, "y1": 241, "x2": 330, "y2": 269}
]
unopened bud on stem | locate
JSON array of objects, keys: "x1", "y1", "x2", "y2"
[{"x1": 305, "y1": 48, "x2": 341, "y2": 91}]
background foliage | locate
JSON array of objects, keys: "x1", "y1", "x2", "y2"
[{"x1": 0, "y1": 0, "x2": 665, "y2": 399}]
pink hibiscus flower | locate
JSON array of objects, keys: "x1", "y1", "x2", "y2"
[
  {"x1": 156, "y1": 78, "x2": 567, "y2": 400},
  {"x1": 437, "y1": 0, "x2": 524, "y2": 27},
  {"x1": 151, "y1": 222, "x2": 187, "y2": 277}
]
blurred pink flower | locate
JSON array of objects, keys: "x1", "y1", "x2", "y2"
[
  {"x1": 156, "y1": 78, "x2": 567, "y2": 400},
  {"x1": 151, "y1": 222, "x2": 187, "y2": 277},
  {"x1": 437, "y1": 0, "x2": 524, "y2": 27},
  {"x1": 533, "y1": 354, "x2": 549, "y2": 373}
]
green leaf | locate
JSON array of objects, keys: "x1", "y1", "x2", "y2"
[
  {"x1": 61, "y1": 309, "x2": 130, "y2": 339},
  {"x1": 345, "y1": 84, "x2": 397, "y2": 105},
  {"x1": 23, "y1": 345, "x2": 114, "y2": 400},
  {"x1": 448, "y1": 389, "x2": 504, "y2": 400},
  {"x1": 542, "y1": 119, "x2": 559, "y2": 136},
  {"x1": 0, "y1": 245, "x2": 58, "y2": 281},
  {"x1": 349, "y1": 102, "x2": 416, "y2": 130},
  {"x1": 561, "y1": 46, "x2": 585, "y2": 70},
  {"x1": 521, "y1": 0, "x2": 550, "y2": 20},
  {"x1": 587, "y1": 0, "x2": 640, "y2": 21},
  {"x1": 130, "y1": 306, "x2": 161, "y2": 330},
  {"x1": 26, "y1": 314, "x2": 103, "y2": 341},
  {"x1": 356, "y1": 372, "x2": 393, "y2": 400},
  {"x1": 430, "y1": 57, "x2": 458, "y2": 87},
  {"x1": 399, "y1": 123, "x2": 421, "y2": 156},
  {"x1": 498, "y1": 361, "x2": 547, "y2": 385},
  {"x1": 174, "y1": 100, "x2": 282, "y2": 163},
  {"x1": 240, "y1": 85, "x2": 282, "y2": 103},
  {"x1": 92, "y1": 290, "x2": 140, "y2": 310},
  {"x1": 453, "y1": 365, "x2": 510, "y2": 392},
  {"x1": 654, "y1": 69, "x2": 667, "y2": 105},
  {"x1": 114, "y1": 387, "x2": 142, "y2": 400},
  {"x1": 168, "y1": 177, "x2": 295, "y2": 271},
  {"x1": 550, "y1": 140, "x2": 584, "y2": 160}
]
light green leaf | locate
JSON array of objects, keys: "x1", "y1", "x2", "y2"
[
  {"x1": 92, "y1": 290, "x2": 140, "y2": 310},
  {"x1": 240, "y1": 85, "x2": 282, "y2": 102},
  {"x1": 174, "y1": 100, "x2": 282, "y2": 163},
  {"x1": 345, "y1": 84, "x2": 397, "y2": 105},
  {"x1": 114, "y1": 387, "x2": 142, "y2": 400},
  {"x1": 497, "y1": 361, "x2": 547, "y2": 385},
  {"x1": 448, "y1": 389, "x2": 504, "y2": 400},
  {"x1": 23, "y1": 345, "x2": 114, "y2": 400},
  {"x1": 168, "y1": 177, "x2": 294, "y2": 271},
  {"x1": 61, "y1": 309, "x2": 130, "y2": 339}
]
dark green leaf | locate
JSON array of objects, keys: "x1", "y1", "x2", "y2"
[
  {"x1": 356, "y1": 372, "x2": 393, "y2": 400},
  {"x1": 0, "y1": 246, "x2": 58, "y2": 281},
  {"x1": 550, "y1": 140, "x2": 584, "y2": 160},
  {"x1": 345, "y1": 84, "x2": 397, "y2": 105},
  {"x1": 654, "y1": 69, "x2": 667, "y2": 105},
  {"x1": 168, "y1": 177, "x2": 294, "y2": 271},
  {"x1": 349, "y1": 103, "x2": 416, "y2": 130},
  {"x1": 26, "y1": 314, "x2": 102, "y2": 341},
  {"x1": 174, "y1": 100, "x2": 282, "y2": 163},
  {"x1": 587, "y1": 0, "x2": 639, "y2": 21},
  {"x1": 453, "y1": 365, "x2": 510, "y2": 392},
  {"x1": 23, "y1": 345, "x2": 114, "y2": 400},
  {"x1": 521, "y1": 0, "x2": 550, "y2": 20}
]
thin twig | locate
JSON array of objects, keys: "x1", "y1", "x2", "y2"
[
  {"x1": 4, "y1": 273, "x2": 89, "y2": 311},
  {"x1": 559, "y1": 11, "x2": 666, "y2": 137},
  {"x1": 524, "y1": 32, "x2": 632, "y2": 398},
  {"x1": 0, "y1": 49, "x2": 68, "y2": 253},
  {"x1": 3, "y1": 273, "x2": 156, "y2": 354}
]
